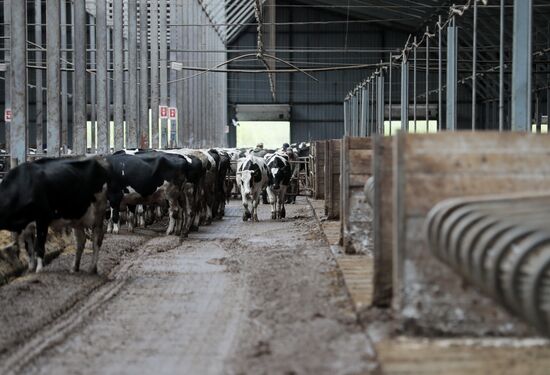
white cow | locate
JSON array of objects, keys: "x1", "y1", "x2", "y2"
[{"x1": 236, "y1": 154, "x2": 269, "y2": 222}]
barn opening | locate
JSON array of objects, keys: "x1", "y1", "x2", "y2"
[{"x1": 236, "y1": 121, "x2": 290, "y2": 149}]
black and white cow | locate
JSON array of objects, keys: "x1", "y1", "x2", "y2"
[
  {"x1": 265, "y1": 152, "x2": 292, "y2": 220},
  {"x1": 105, "y1": 152, "x2": 170, "y2": 234},
  {"x1": 236, "y1": 154, "x2": 269, "y2": 222},
  {"x1": 0, "y1": 157, "x2": 109, "y2": 273}
]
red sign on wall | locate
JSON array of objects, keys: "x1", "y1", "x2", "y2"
[
  {"x1": 4, "y1": 109, "x2": 11, "y2": 122},
  {"x1": 159, "y1": 106, "x2": 168, "y2": 119},
  {"x1": 169, "y1": 107, "x2": 178, "y2": 120}
]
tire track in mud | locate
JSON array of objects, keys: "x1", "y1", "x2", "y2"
[{"x1": 0, "y1": 236, "x2": 181, "y2": 375}]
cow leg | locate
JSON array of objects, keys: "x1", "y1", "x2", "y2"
[
  {"x1": 137, "y1": 204, "x2": 145, "y2": 227},
  {"x1": 106, "y1": 207, "x2": 114, "y2": 233},
  {"x1": 72, "y1": 227, "x2": 86, "y2": 273},
  {"x1": 267, "y1": 187, "x2": 277, "y2": 220},
  {"x1": 280, "y1": 188, "x2": 287, "y2": 219},
  {"x1": 34, "y1": 221, "x2": 49, "y2": 273},
  {"x1": 252, "y1": 194, "x2": 260, "y2": 222}
]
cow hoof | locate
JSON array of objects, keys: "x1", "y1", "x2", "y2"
[
  {"x1": 89, "y1": 266, "x2": 98, "y2": 274},
  {"x1": 271, "y1": 212, "x2": 277, "y2": 220},
  {"x1": 71, "y1": 267, "x2": 80, "y2": 274},
  {"x1": 36, "y1": 258, "x2": 44, "y2": 273},
  {"x1": 281, "y1": 208, "x2": 286, "y2": 219},
  {"x1": 190, "y1": 225, "x2": 199, "y2": 232},
  {"x1": 242, "y1": 214, "x2": 248, "y2": 222}
]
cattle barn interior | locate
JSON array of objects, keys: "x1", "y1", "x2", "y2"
[{"x1": 1, "y1": 1, "x2": 550, "y2": 374}]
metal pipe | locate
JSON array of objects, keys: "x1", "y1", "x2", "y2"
[
  {"x1": 10, "y1": 0, "x2": 27, "y2": 166},
  {"x1": 472, "y1": 0, "x2": 478, "y2": 131},
  {"x1": 343, "y1": 99, "x2": 349, "y2": 136},
  {"x1": 377, "y1": 73, "x2": 385, "y2": 134},
  {"x1": 499, "y1": 0, "x2": 505, "y2": 132},
  {"x1": 127, "y1": 0, "x2": 138, "y2": 149},
  {"x1": 47, "y1": 0, "x2": 61, "y2": 156},
  {"x1": 113, "y1": 0, "x2": 124, "y2": 150},
  {"x1": 73, "y1": 0, "x2": 87, "y2": 155}
]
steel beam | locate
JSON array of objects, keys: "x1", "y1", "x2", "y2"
[
  {"x1": 360, "y1": 86, "x2": 367, "y2": 136},
  {"x1": 140, "y1": 0, "x2": 149, "y2": 148},
  {"x1": 47, "y1": 0, "x2": 61, "y2": 156},
  {"x1": 388, "y1": 53, "x2": 392, "y2": 130},
  {"x1": 499, "y1": 0, "x2": 505, "y2": 132},
  {"x1": 127, "y1": 0, "x2": 138, "y2": 149},
  {"x1": 73, "y1": 0, "x2": 87, "y2": 155},
  {"x1": 413, "y1": 38, "x2": 417, "y2": 132},
  {"x1": 447, "y1": 22, "x2": 458, "y2": 131},
  {"x1": 343, "y1": 99, "x2": 349, "y2": 136},
  {"x1": 511, "y1": 0, "x2": 532, "y2": 131},
  {"x1": 401, "y1": 60, "x2": 409, "y2": 132},
  {"x1": 10, "y1": 0, "x2": 27, "y2": 166},
  {"x1": 426, "y1": 27, "x2": 429, "y2": 130},
  {"x1": 35, "y1": 0, "x2": 43, "y2": 151},
  {"x1": 113, "y1": 0, "x2": 124, "y2": 150}
]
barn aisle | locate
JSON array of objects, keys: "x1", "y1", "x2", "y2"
[{"x1": 0, "y1": 199, "x2": 376, "y2": 375}]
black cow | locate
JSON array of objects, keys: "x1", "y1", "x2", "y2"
[
  {"x1": 265, "y1": 153, "x2": 292, "y2": 219},
  {"x1": 0, "y1": 157, "x2": 109, "y2": 273}
]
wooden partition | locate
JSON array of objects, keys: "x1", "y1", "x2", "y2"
[
  {"x1": 340, "y1": 136, "x2": 372, "y2": 254},
  {"x1": 392, "y1": 131, "x2": 550, "y2": 336},
  {"x1": 311, "y1": 140, "x2": 326, "y2": 200},
  {"x1": 371, "y1": 135, "x2": 393, "y2": 306},
  {"x1": 324, "y1": 139, "x2": 341, "y2": 219}
]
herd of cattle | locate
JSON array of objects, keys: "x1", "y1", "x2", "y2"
[{"x1": 0, "y1": 144, "x2": 308, "y2": 275}]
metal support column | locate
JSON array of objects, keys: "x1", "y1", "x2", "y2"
[
  {"x1": 89, "y1": 15, "x2": 96, "y2": 151},
  {"x1": 96, "y1": 0, "x2": 108, "y2": 153},
  {"x1": 377, "y1": 73, "x2": 385, "y2": 134},
  {"x1": 343, "y1": 99, "x2": 349, "y2": 136},
  {"x1": 113, "y1": 0, "x2": 124, "y2": 150},
  {"x1": 127, "y1": 0, "x2": 138, "y2": 149},
  {"x1": 511, "y1": 0, "x2": 532, "y2": 131},
  {"x1": 361, "y1": 86, "x2": 367, "y2": 136},
  {"x1": 139, "y1": 0, "x2": 149, "y2": 148},
  {"x1": 160, "y1": 0, "x2": 168, "y2": 149},
  {"x1": 447, "y1": 20, "x2": 458, "y2": 131},
  {"x1": 438, "y1": 15, "x2": 443, "y2": 131},
  {"x1": 150, "y1": 0, "x2": 159, "y2": 148},
  {"x1": 370, "y1": 78, "x2": 375, "y2": 135},
  {"x1": 3, "y1": 0, "x2": 10, "y2": 153},
  {"x1": 472, "y1": 0, "x2": 477, "y2": 131},
  {"x1": 389, "y1": 53, "x2": 392, "y2": 131},
  {"x1": 47, "y1": 0, "x2": 61, "y2": 156},
  {"x1": 73, "y1": 0, "x2": 87, "y2": 155},
  {"x1": 365, "y1": 84, "x2": 370, "y2": 136},
  {"x1": 401, "y1": 60, "x2": 409, "y2": 132},
  {"x1": 35, "y1": 0, "x2": 43, "y2": 151},
  {"x1": 413, "y1": 38, "x2": 417, "y2": 132},
  {"x1": 498, "y1": 0, "x2": 505, "y2": 132},
  {"x1": 61, "y1": 0, "x2": 68, "y2": 149},
  {"x1": 426, "y1": 27, "x2": 430, "y2": 130},
  {"x1": 10, "y1": 0, "x2": 27, "y2": 166}
]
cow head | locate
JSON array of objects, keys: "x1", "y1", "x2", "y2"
[{"x1": 238, "y1": 162, "x2": 262, "y2": 198}]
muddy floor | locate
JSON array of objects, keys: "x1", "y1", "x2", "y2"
[{"x1": 0, "y1": 199, "x2": 377, "y2": 375}]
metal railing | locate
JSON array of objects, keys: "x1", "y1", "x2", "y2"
[{"x1": 426, "y1": 193, "x2": 550, "y2": 336}]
